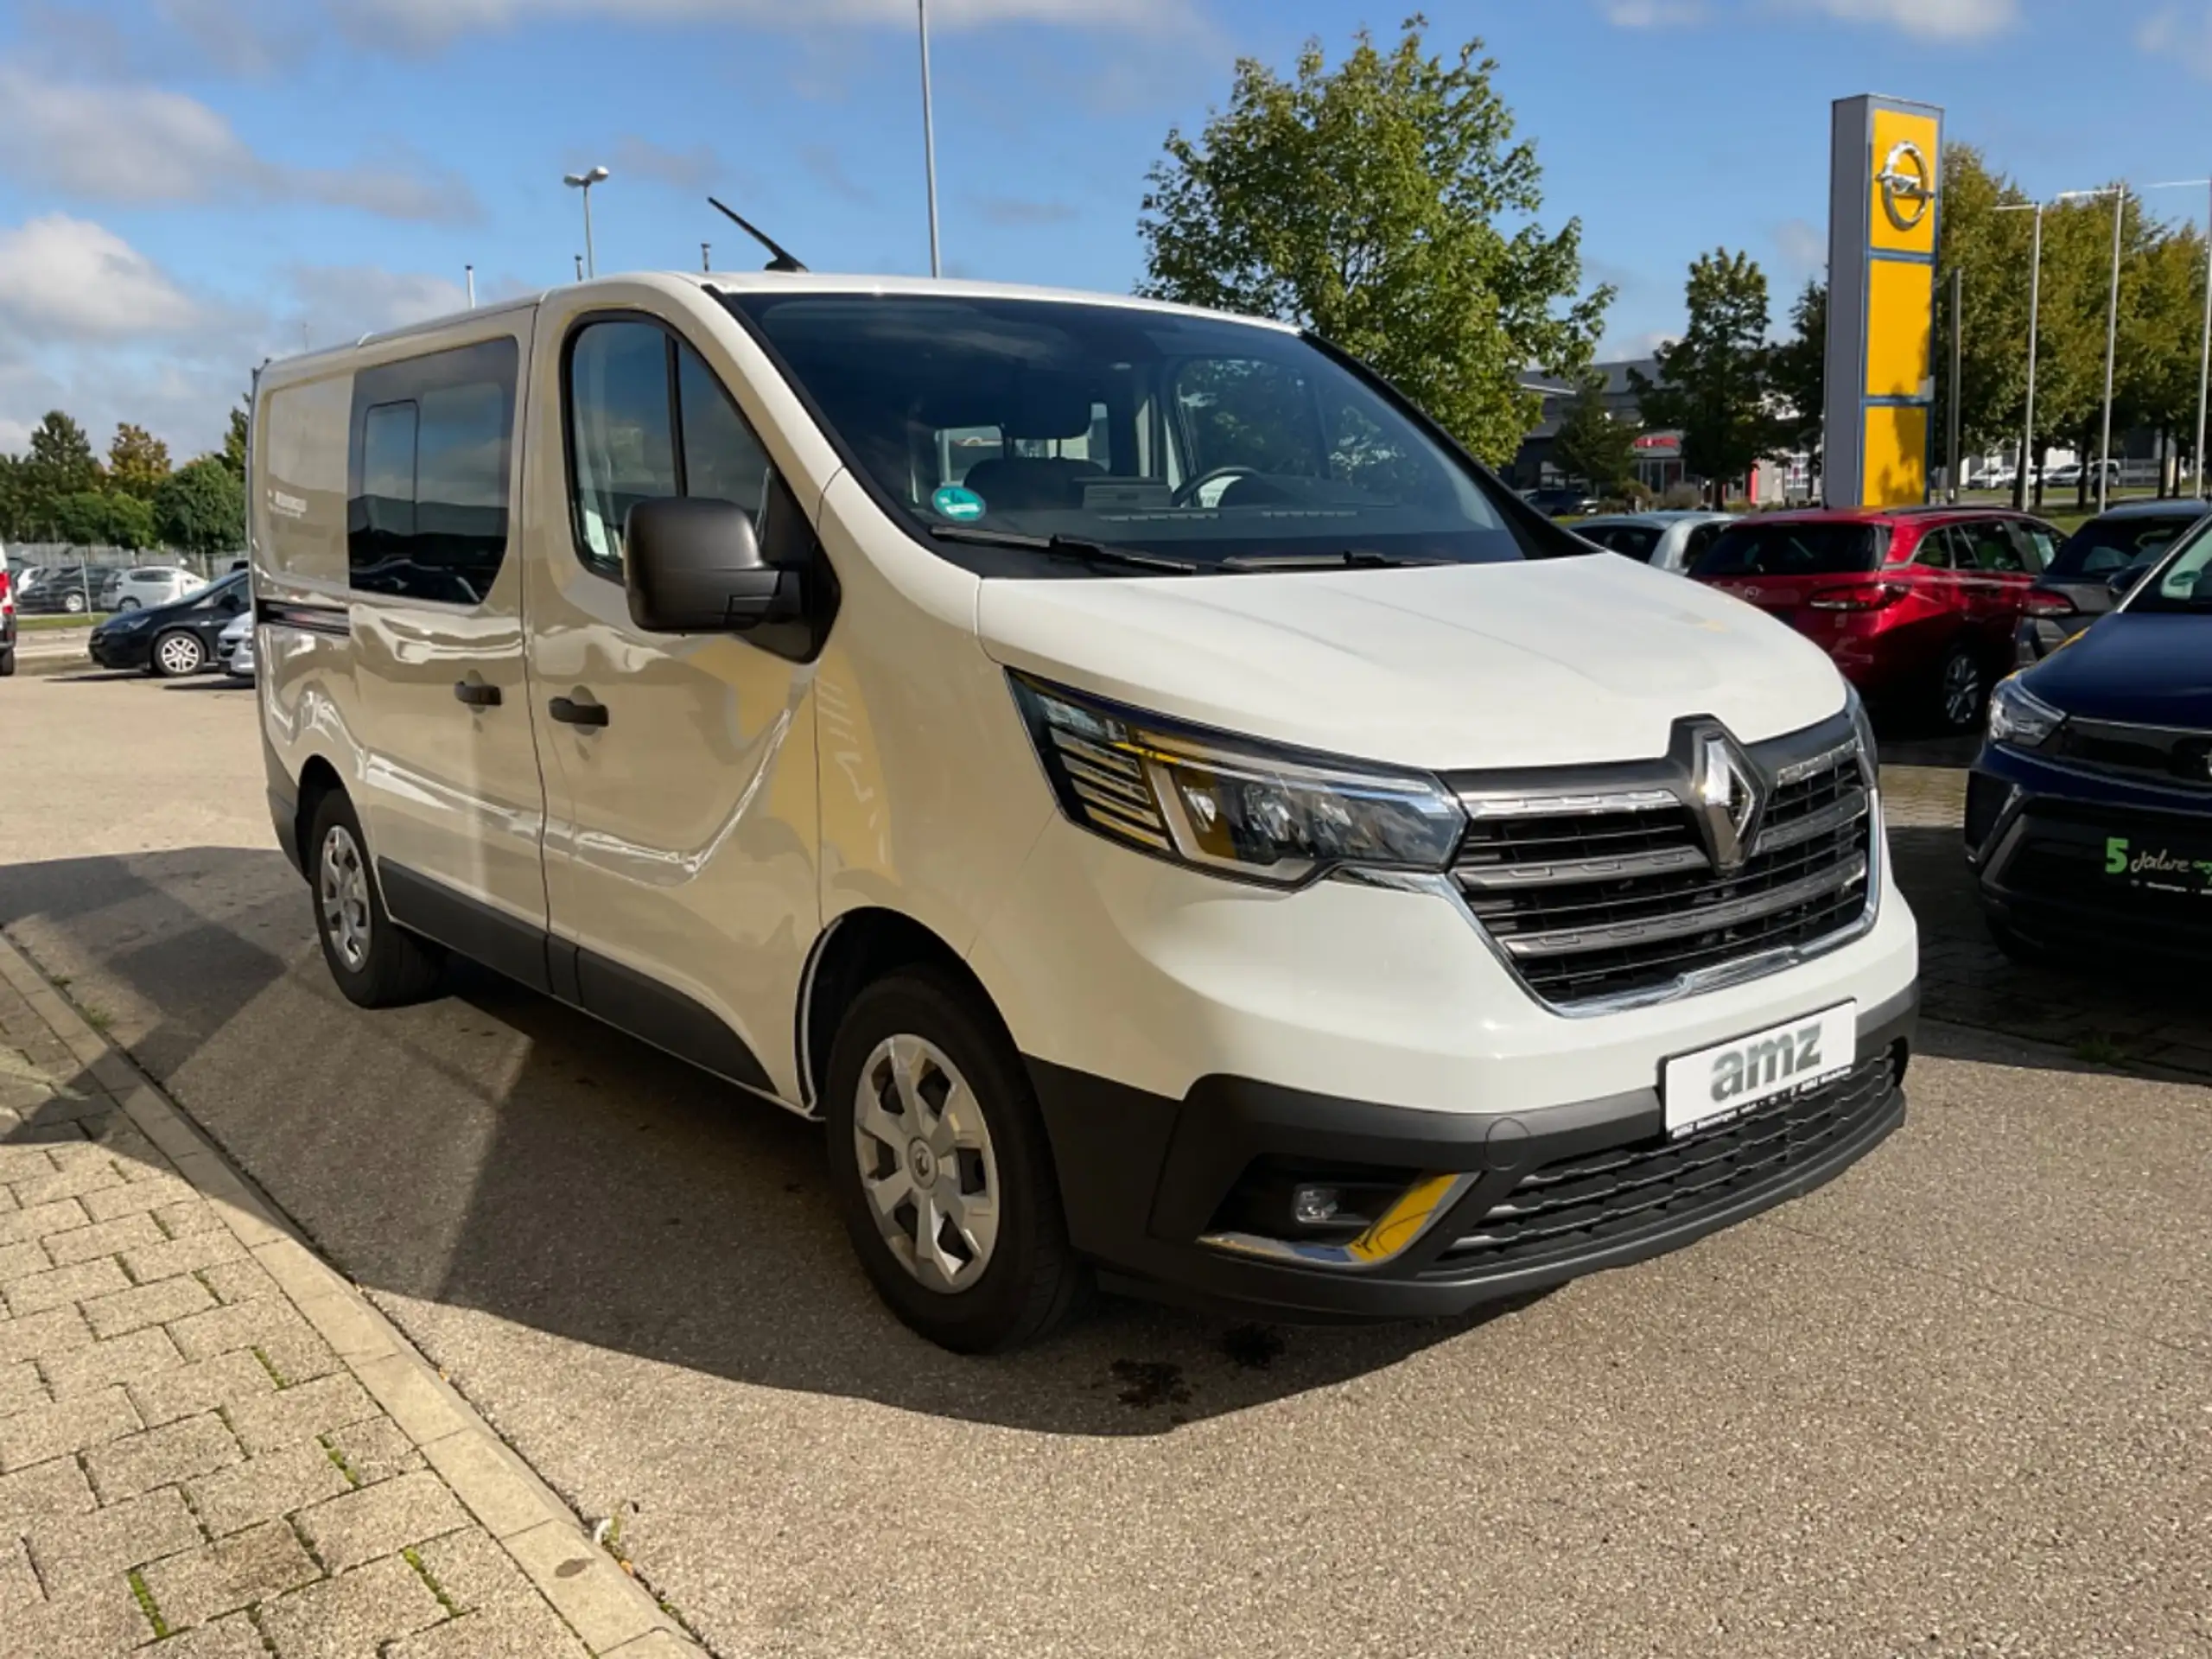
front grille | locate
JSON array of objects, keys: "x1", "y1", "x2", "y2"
[
  {"x1": 2048, "y1": 719, "x2": 2212, "y2": 793},
  {"x1": 1428, "y1": 1052, "x2": 1897, "y2": 1274},
  {"x1": 1453, "y1": 732, "x2": 1873, "y2": 1009}
]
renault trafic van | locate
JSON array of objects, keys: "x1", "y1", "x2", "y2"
[{"x1": 251, "y1": 274, "x2": 1918, "y2": 1351}]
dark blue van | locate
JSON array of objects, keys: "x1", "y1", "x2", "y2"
[{"x1": 1967, "y1": 517, "x2": 2212, "y2": 963}]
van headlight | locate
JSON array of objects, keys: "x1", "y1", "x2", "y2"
[
  {"x1": 1987, "y1": 676, "x2": 2063, "y2": 749},
  {"x1": 1010, "y1": 673, "x2": 1466, "y2": 887}
]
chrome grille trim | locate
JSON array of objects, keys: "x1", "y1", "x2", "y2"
[
  {"x1": 1457, "y1": 787, "x2": 1679, "y2": 820},
  {"x1": 1455, "y1": 843, "x2": 1711, "y2": 892},
  {"x1": 1496, "y1": 855, "x2": 1869, "y2": 960},
  {"x1": 1751, "y1": 785, "x2": 1869, "y2": 857}
]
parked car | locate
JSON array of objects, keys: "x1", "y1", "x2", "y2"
[
  {"x1": 107, "y1": 566, "x2": 207, "y2": 611},
  {"x1": 2014, "y1": 499, "x2": 2208, "y2": 664},
  {"x1": 1688, "y1": 505, "x2": 2064, "y2": 732},
  {"x1": 252, "y1": 272, "x2": 1917, "y2": 1352},
  {"x1": 1522, "y1": 485, "x2": 1600, "y2": 518},
  {"x1": 1968, "y1": 519, "x2": 2212, "y2": 964},
  {"x1": 1574, "y1": 511, "x2": 1737, "y2": 574},
  {"x1": 2044, "y1": 459, "x2": 2120, "y2": 490},
  {"x1": 15, "y1": 564, "x2": 96, "y2": 614},
  {"x1": 0, "y1": 543, "x2": 14, "y2": 678},
  {"x1": 216, "y1": 610, "x2": 256, "y2": 680},
  {"x1": 88, "y1": 571, "x2": 248, "y2": 677}
]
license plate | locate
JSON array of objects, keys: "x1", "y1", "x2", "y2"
[
  {"x1": 1662, "y1": 1003, "x2": 1857, "y2": 1136},
  {"x1": 2101, "y1": 834, "x2": 2212, "y2": 899}
]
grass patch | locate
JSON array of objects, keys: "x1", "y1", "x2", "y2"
[
  {"x1": 17, "y1": 613, "x2": 108, "y2": 632},
  {"x1": 404, "y1": 1546, "x2": 462, "y2": 1618},
  {"x1": 319, "y1": 1433, "x2": 361, "y2": 1488},
  {"x1": 127, "y1": 1569, "x2": 171, "y2": 1639},
  {"x1": 81, "y1": 1006, "x2": 112, "y2": 1033},
  {"x1": 2074, "y1": 1033, "x2": 2128, "y2": 1067},
  {"x1": 250, "y1": 1345, "x2": 290, "y2": 1389}
]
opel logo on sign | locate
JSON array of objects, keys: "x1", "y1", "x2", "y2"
[
  {"x1": 1690, "y1": 732, "x2": 1764, "y2": 874},
  {"x1": 1877, "y1": 139, "x2": 1935, "y2": 231}
]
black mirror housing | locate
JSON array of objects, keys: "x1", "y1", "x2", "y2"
[
  {"x1": 2107, "y1": 564, "x2": 2152, "y2": 601},
  {"x1": 623, "y1": 498, "x2": 802, "y2": 633}
]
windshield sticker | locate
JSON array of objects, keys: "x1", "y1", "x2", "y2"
[{"x1": 931, "y1": 485, "x2": 986, "y2": 522}]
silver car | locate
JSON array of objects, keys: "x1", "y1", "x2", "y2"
[
  {"x1": 216, "y1": 610, "x2": 256, "y2": 680},
  {"x1": 1573, "y1": 511, "x2": 1738, "y2": 574}
]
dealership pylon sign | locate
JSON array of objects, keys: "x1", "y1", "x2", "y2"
[{"x1": 1823, "y1": 94, "x2": 1943, "y2": 507}]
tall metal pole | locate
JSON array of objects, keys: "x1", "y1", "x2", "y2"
[
  {"x1": 2098, "y1": 187, "x2": 2124, "y2": 512},
  {"x1": 582, "y1": 182, "x2": 597, "y2": 280},
  {"x1": 918, "y1": 0, "x2": 942, "y2": 277},
  {"x1": 2196, "y1": 182, "x2": 2211, "y2": 499},
  {"x1": 702, "y1": 242, "x2": 712, "y2": 274},
  {"x1": 465, "y1": 264, "x2": 476, "y2": 308},
  {"x1": 1947, "y1": 266, "x2": 1964, "y2": 502},
  {"x1": 2021, "y1": 205, "x2": 2042, "y2": 512}
]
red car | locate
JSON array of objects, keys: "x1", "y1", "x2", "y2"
[{"x1": 1687, "y1": 506, "x2": 2064, "y2": 732}]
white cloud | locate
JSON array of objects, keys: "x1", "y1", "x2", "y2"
[
  {"x1": 2139, "y1": 6, "x2": 2212, "y2": 76},
  {"x1": 326, "y1": 0, "x2": 1188, "y2": 53},
  {"x1": 0, "y1": 216, "x2": 205, "y2": 340},
  {"x1": 284, "y1": 265, "x2": 473, "y2": 344},
  {"x1": 610, "y1": 136, "x2": 736, "y2": 194},
  {"x1": 1772, "y1": 218, "x2": 1827, "y2": 276},
  {"x1": 0, "y1": 67, "x2": 481, "y2": 223},
  {"x1": 1599, "y1": 0, "x2": 1707, "y2": 25},
  {"x1": 1785, "y1": 0, "x2": 2018, "y2": 39}
]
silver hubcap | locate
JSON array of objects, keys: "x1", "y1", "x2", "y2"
[
  {"x1": 157, "y1": 635, "x2": 198, "y2": 674},
  {"x1": 853, "y1": 1035, "x2": 1000, "y2": 1294},
  {"x1": 319, "y1": 826, "x2": 372, "y2": 973},
  {"x1": 1942, "y1": 655, "x2": 1981, "y2": 726}
]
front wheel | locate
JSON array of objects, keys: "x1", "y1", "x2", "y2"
[
  {"x1": 308, "y1": 790, "x2": 444, "y2": 1007},
  {"x1": 825, "y1": 969, "x2": 1084, "y2": 1352},
  {"x1": 0, "y1": 647, "x2": 14, "y2": 679},
  {"x1": 63, "y1": 593, "x2": 86, "y2": 614},
  {"x1": 150, "y1": 629, "x2": 206, "y2": 678},
  {"x1": 1936, "y1": 643, "x2": 1986, "y2": 734}
]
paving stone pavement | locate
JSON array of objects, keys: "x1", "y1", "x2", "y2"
[{"x1": 0, "y1": 936, "x2": 703, "y2": 1658}]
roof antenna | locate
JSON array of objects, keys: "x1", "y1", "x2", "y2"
[{"x1": 707, "y1": 197, "x2": 806, "y2": 273}]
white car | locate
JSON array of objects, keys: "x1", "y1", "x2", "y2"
[
  {"x1": 216, "y1": 611, "x2": 256, "y2": 680},
  {"x1": 1573, "y1": 511, "x2": 1738, "y2": 574},
  {"x1": 108, "y1": 566, "x2": 207, "y2": 611},
  {"x1": 251, "y1": 271, "x2": 1919, "y2": 1351}
]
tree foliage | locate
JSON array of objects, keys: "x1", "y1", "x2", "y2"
[
  {"x1": 220, "y1": 404, "x2": 250, "y2": 479},
  {"x1": 107, "y1": 424, "x2": 172, "y2": 500},
  {"x1": 1768, "y1": 277, "x2": 1827, "y2": 476},
  {"x1": 155, "y1": 457, "x2": 245, "y2": 556},
  {"x1": 1548, "y1": 372, "x2": 1637, "y2": 496},
  {"x1": 1630, "y1": 250, "x2": 1785, "y2": 506},
  {"x1": 1138, "y1": 18, "x2": 1611, "y2": 466}
]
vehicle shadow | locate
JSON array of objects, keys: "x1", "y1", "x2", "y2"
[
  {"x1": 161, "y1": 680, "x2": 253, "y2": 694},
  {"x1": 0, "y1": 848, "x2": 1503, "y2": 1436}
]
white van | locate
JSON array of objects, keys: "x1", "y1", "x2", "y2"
[{"x1": 251, "y1": 273, "x2": 1918, "y2": 1351}]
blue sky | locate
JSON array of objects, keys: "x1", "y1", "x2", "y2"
[{"x1": 3, "y1": 0, "x2": 2209, "y2": 460}]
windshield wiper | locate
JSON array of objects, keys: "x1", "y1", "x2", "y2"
[
  {"x1": 928, "y1": 524, "x2": 1198, "y2": 575},
  {"x1": 1217, "y1": 550, "x2": 1443, "y2": 572}
]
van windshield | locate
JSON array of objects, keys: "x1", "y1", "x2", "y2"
[{"x1": 723, "y1": 292, "x2": 1556, "y2": 574}]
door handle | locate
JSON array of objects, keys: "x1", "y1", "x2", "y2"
[
  {"x1": 548, "y1": 695, "x2": 609, "y2": 728},
  {"x1": 454, "y1": 679, "x2": 501, "y2": 709}
]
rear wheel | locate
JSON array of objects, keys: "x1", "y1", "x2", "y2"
[
  {"x1": 1936, "y1": 643, "x2": 1986, "y2": 734},
  {"x1": 0, "y1": 647, "x2": 14, "y2": 679},
  {"x1": 150, "y1": 629, "x2": 205, "y2": 678},
  {"x1": 308, "y1": 790, "x2": 444, "y2": 1007},
  {"x1": 825, "y1": 969, "x2": 1084, "y2": 1352},
  {"x1": 62, "y1": 593, "x2": 85, "y2": 614}
]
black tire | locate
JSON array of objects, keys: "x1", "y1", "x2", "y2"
[
  {"x1": 824, "y1": 969, "x2": 1084, "y2": 1353},
  {"x1": 307, "y1": 790, "x2": 444, "y2": 1008},
  {"x1": 0, "y1": 647, "x2": 14, "y2": 679},
  {"x1": 63, "y1": 593, "x2": 85, "y2": 614},
  {"x1": 1934, "y1": 642, "x2": 1986, "y2": 734},
  {"x1": 149, "y1": 629, "x2": 206, "y2": 679}
]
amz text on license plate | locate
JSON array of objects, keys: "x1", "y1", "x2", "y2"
[{"x1": 1662, "y1": 1003, "x2": 1857, "y2": 1135}]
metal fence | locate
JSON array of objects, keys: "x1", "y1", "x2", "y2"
[{"x1": 5, "y1": 544, "x2": 245, "y2": 617}]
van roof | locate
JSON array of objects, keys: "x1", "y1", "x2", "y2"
[{"x1": 270, "y1": 271, "x2": 1296, "y2": 369}]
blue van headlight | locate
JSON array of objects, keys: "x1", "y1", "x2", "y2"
[{"x1": 1009, "y1": 672, "x2": 1466, "y2": 887}]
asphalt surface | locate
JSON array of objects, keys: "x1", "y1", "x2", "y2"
[{"x1": 3, "y1": 673, "x2": 2208, "y2": 1658}]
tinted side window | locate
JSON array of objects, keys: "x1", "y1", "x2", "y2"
[
  {"x1": 1911, "y1": 529, "x2": 1953, "y2": 569},
  {"x1": 1681, "y1": 523, "x2": 1724, "y2": 564},
  {"x1": 1693, "y1": 524, "x2": 1885, "y2": 578},
  {"x1": 566, "y1": 320, "x2": 777, "y2": 580},
  {"x1": 347, "y1": 339, "x2": 518, "y2": 606},
  {"x1": 1960, "y1": 520, "x2": 2024, "y2": 574}
]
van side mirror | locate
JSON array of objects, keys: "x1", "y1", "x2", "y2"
[
  {"x1": 2107, "y1": 563, "x2": 2152, "y2": 601},
  {"x1": 623, "y1": 498, "x2": 802, "y2": 633}
]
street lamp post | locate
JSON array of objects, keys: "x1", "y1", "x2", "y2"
[
  {"x1": 563, "y1": 166, "x2": 609, "y2": 279},
  {"x1": 1996, "y1": 200, "x2": 2045, "y2": 512},
  {"x1": 918, "y1": 0, "x2": 942, "y2": 277},
  {"x1": 2099, "y1": 188, "x2": 2124, "y2": 512}
]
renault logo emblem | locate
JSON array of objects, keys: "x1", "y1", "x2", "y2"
[
  {"x1": 1877, "y1": 140, "x2": 1935, "y2": 232},
  {"x1": 1690, "y1": 732, "x2": 1763, "y2": 874}
]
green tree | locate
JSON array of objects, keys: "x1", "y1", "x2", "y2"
[
  {"x1": 1138, "y1": 19, "x2": 1611, "y2": 467},
  {"x1": 17, "y1": 411, "x2": 103, "y2": 536},
  {"x1": 105, "y1": 491, "x2": 157, "y2": 550},
  {"x1": 220, "y1": 404, "x2": 250, "y2": 478},
  {"x1": 107, "y1": 423, "x2": 172, "y2": 500},
  {"x1": 50, "y1": 491, "x2": 115, "y2": 547},
  {"x1": 1548, "y1": 372, "x2": 1637, "y2": 497},
  {"x1": 1630, "y1": 250, "x2": 1786, "y2": 507},
  {"x1": 1768, "y1": 276, "x2": 1827, "y2": 492},
  {"x1": 155, "y1": 456, "x2": 245, "y2": 556}
]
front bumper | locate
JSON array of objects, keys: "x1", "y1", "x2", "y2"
[
  {"x1": 88, "y1": 630, "x2": 153, "y2": 670},
  {"x1": 1969, "y1": 743, "x2": 2212, "y2": 962},
  {"x1": 1031, "y1": 986, "x2": 1916, "y2": 1321}
]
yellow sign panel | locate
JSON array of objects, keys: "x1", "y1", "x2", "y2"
[
  {"x1": 1867, "y1": 108, "x2": 1940, "y2": 257},
  {"x1": 1863, "y1": 404, "x2": 1929, "y2": 507},
  {"x1": 1864, "y1": 259, "x2": 1934, "y2": 398}
]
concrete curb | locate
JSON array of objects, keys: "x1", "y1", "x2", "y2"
[{"x1": 0, "y1": 927, "x2": 708, "y2": 1658}]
